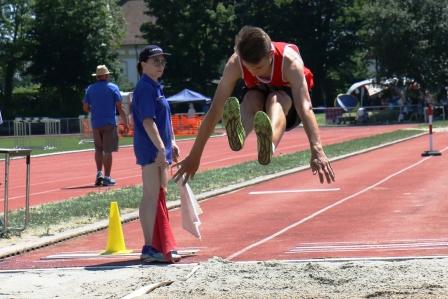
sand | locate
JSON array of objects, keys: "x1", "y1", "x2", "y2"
[{"x1": 1, "y1": 256, "x2": 448, "y2": 299}]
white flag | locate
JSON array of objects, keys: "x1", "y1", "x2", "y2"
[{"x1": 178, "y1": 180, "x2": 202, "y2": 239}]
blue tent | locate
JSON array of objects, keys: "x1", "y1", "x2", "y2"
[
  {"x1": 335, "y1": 94, "x2": 358, "y2": 112},
  {"x1": 167, "y1": 88, "x2": 211, "y2": 103}
]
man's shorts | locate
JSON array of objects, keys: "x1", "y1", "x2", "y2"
[
  {"x1": 241, "y1": 84, "x2": 301, "y2": 131},
  {"x1": 93, "y1": 124, "x2": 119, "y2": 153}
]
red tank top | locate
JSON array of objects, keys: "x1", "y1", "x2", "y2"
[{"x1": 239, "y1": 42, "x2": 314, "y2": 90}]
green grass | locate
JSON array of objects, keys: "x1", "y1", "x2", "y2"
[
  {"x1": 420, "y1": 119, "x2": 448, "y2": 128},
  {"x1": 0, "y1": 135, "x2": 134, "y2": 155},
  {"x1": 4, "y1": 129, "x2": 423, "y2": 236},
  {"x1": 314, "y1": 112, "x2": 326, "y2": 125},
  {"x1": 0, "y1": 134, "x2": 198, "y2": 156}
]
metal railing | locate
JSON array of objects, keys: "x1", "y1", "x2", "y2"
[{"x1": 0, "y1": 117, "x2": 82, "y2": 137}]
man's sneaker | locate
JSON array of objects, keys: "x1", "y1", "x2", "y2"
[
  {"x1": 95, "y1": 172, "x2": 104, "y2": 186},
  {"x1": 254, "y1": 111, "x2": 273, "y2": 165},
  {"x1": 222, "y1": 97, "x2": 245, "y2": 151},
  {"x1": 102, "y1": 176, "x2": 116, "y2": 186},
  {"x1": 140, "y1": 245, "x2": 167, "y2": 263}
]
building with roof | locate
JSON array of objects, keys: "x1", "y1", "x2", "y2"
[{"x1": 118, "y1": 0, "x2": 154, "y2": 85}]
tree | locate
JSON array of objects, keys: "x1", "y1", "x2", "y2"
[
  {"x1": 358, "y1": 0, "x2": 448, "y2": 90},
  {"x1": 141, "y1": 0, "x2": 237, "y2": 96},
  {"x1": 0, "y1": 0, "x2": 34, "y2": 110},
  {"x1": 28, "y1": 0, "x2": 125, "y2": 116},
  {"x1": 234, "y1": 0, "x2": 367, "y2": 105},
  {"x1": 141, "y1": 0, "x2": 366, "y2": 106}
]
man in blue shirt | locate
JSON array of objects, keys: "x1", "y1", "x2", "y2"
[{"x1": 83, "y1": 65, "x2": 128, "y2": 186}]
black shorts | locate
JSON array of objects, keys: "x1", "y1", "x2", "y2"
[{"x1": 241, "y1": 84, "x2": 301, "y2": 131}]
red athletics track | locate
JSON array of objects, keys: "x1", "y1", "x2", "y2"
[
  {"x1": 0, "y1": 124, "x2": 414, "y2": 211},
  {"x1": 1, "y1": 132, "x2": 446, "y2": 270}
]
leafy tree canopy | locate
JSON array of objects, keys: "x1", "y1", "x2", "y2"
[
  {"x1": 28, "y1": 0, "x2": 125, "y2": 116},
  {"x1": 358, "y1": 0, "x2": 448, "y2": 89},
  {"x1": 141, "y1": 0, "x2": 364, "y2": 106},
  {"x1": 0, "y1": 0, "x2": 34, "y2": 109},
  {"x1": 141, "y1": 0, "x2": 237, "y2": 96}
]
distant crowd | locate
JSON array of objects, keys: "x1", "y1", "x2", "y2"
[{"x1": 351, "y1": 78, "x2": 448, "y2": 123}]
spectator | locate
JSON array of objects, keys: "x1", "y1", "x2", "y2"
[
  {"x1": 440, "y1": 85, "x2": 448, "y2": 110},
  {"x1": 424, "y1": 90, "x2": 434, "y2": 106},
  {"x1": 356, "y1": 107, "x2": 368, "y2": 124},
  {"x1": 83, "y1": 65, "x2": 128, "y2": 186},
  {"x1": 405, "y1": 81, "x2": 423, "y2": 121},
  {"x1": 187, "y1": 102, "x2": 196, "y2": 118}
]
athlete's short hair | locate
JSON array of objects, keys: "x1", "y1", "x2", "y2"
[{"x1": 235, "y1": 26, "x2": 271, "y2": 64}]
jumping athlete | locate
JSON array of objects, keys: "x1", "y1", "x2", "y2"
[{"x1": 174, "y1": 26, "x2": 335, "y2": 185}]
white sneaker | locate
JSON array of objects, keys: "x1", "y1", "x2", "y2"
[{"x1": 102, "y1": 176, "x2": 116, "y2": 186}]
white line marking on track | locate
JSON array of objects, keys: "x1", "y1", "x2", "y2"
[
  {"x1": 0, "y1": 173, "x2": 142, "y2": 203},
  {"x1": 42, "y1": 248, "x2": 201, "y2": 260},
  {"x1": 4, "y1": 255, "x2": 448, "y2": 274},
  {"x1": 249, "y1": 188, "x2": 340, "y2": 195},
  {"x1": 226, "y1": 146, "x2": 448, "y2": 261},
  {"x1": 287, "y1": 240, "x2": 448, "y2": 253}
]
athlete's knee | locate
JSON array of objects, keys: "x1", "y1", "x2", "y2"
[
  {"x1": 266, "y1": 93, "x2": 292, "y2": 114},
  {"x1": 242, "y1": 92, "x2": 264, "y2": 113}
]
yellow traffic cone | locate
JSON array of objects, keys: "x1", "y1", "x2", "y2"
[{"x1": 102, "y1": 201, "x2": 132, "y2": 255}]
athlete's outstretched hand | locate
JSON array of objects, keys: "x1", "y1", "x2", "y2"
[
  {"x1": 172, "y1": 154, "x2": 200, "y2": 185},
  {"x1": 310, "y1": 150, "x2": 335, "y2": 184}
]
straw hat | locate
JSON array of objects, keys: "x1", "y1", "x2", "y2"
[{"x1": 91, "y1": 65, "x2": 111, "y2": 77}]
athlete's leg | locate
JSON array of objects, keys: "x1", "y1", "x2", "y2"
[
  {"x1": 223, "y1": 90, "x2": 266, "y2": 151},
  {"x1": 265, "y1": 91, "x2": 292, "y2": 148},
  {"x1": 240, "y1": 89, "x2": 265, "y2": 137}
]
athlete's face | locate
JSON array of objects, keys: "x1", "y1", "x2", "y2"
[{"x1": 241, "y1": 51, "x2": 273, "y2": 77}]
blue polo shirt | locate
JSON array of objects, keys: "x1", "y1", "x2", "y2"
[
  {"x1": 132, "y1": 74, "x2": 173, "y2": 166},
  {"x1": 83, "y1": 80, "x2": 122, "y2": 128}
]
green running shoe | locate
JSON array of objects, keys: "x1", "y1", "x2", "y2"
[
  {"x1": 223, "y1": 97, "x2": 245, "y2": 151},
  {"x1": 254, "y1": 111, "x2": 273, "y2": 165}
]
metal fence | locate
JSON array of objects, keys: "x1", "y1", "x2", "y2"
[
  {"x1": 319, "y1": 104, "x2": 446, "y2": 125},
  {"x1": 0, "y1": 117, "x2": 82, "y2": 137},
  {"x1": 0, "y1": 104, "x2": 446, "y2": 138}
]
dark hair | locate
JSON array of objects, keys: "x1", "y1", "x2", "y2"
[
  {"x1": 235, "y1": 26, "x2": 271, "y2": 64},
  {"x1": 136, "y1": 45, "x2": 170, "y2": 76},
  {"x1": 137, "y1": 62, "x2": 143, "y2": 76}
]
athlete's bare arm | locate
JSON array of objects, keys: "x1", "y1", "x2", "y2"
[
  {"x1": 173, "y1": 53, "x2": 242, "y2": 184},
  {"x1": 283, "y1": 47, "x2": 335, "y2": 183}
]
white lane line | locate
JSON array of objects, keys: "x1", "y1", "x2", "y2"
[
  {"x1": 226, "y1": 146, "x2": 448, "y2": 261},
  {"x1": 42, "y1": 249, "x2": 201, "y2": 260},
  {"x1": 0, "y1": 168, "x2": 139, "y2": 193},
  {"x1": 287, "y1": 240, "x2": 448, "y2": 253},
  {"x1": 0, "y1": 173, "x2": 142, "y2": 203},
  {"x1": 249, "y1": 188, "x2": 340, "y2": 195},
  {"x1": 300, "y1": 238, "x2": 448, "y2": 245}
]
